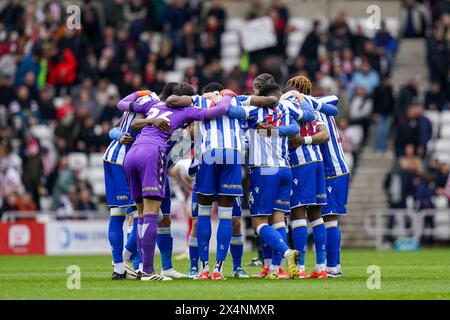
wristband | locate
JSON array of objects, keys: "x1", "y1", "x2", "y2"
[
  {"x1": 136, "y1": 90, "x2": 151, "y2": 97},
  {"x1": 304, "y1": 136, "x2": 313, "y2": 144},
  {"x1": 109, "y1": 128, "x2": 125, "y2": 141}
]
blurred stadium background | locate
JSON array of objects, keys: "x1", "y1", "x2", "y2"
[{"x1": 0, "y1": 0, "x2": 449, "y2": 258}]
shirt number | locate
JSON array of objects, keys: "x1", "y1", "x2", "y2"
[{"x1": 146, "y1": 108, "x2": 173, "y2": 122}]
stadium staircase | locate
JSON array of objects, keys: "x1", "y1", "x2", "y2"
[{"x1": 341, "y1": 38, "x2": 429, "y2": 247}]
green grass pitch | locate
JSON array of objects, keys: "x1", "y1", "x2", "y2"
[{"x1": 1, "y1": 249, "x2": 449, "y2": 300}]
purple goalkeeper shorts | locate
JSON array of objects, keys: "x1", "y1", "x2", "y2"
[{"x1": 124, "y1": 143, "x2": 167, "y2": 202}]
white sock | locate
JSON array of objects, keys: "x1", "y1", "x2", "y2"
[
  {"x1": 139, "y1": 263, "x2": 143, "y2": 272},
  {"x1": 315, "y1": 263, "x2": 326, "y2": 272},
  {"x1": 201, "y1": 261, "x2": 209, "y2": 272},
  {"x1": 283, "y1": 249, "x2": 293, "y2": 258},
  {"x1": 114, "y1": 262, "x2": 125, "y2": 274},
  {"x1": 123, "y1": 248, "x2": 132, "y2": 261},
  {"x1": 298, "y1": 265, "x2": 305, "y2": 271},
  {"x1": 214, "y1": 261, "x2": 224, "y2": 273},
  {"x1": 327, "y1": 266, "x2": 338, "y2": 273},
  {"x1": 269, "y1": 265, "x2": 279, "y2": 273},
  {"x1": 264, "y1": 259, "x2": 272, "y2": 267}
]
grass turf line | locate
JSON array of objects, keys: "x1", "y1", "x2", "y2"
[{"x1": 0, "y1": 249, "x2": 449, "y2": 300}]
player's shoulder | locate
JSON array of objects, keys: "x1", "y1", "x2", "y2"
[{"x1": 136, "y1": 92, "x2": 160, "y2": 105}]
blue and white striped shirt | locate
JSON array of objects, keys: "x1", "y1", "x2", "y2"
[
  {"x1": 192, "y1": 95, "x2": 248, "y2": 154},
  {"x1": 103, "y1": 93, "x2": 160, "y2": 165},
  {"x1": 286, "y1": 95, "x2": 323, "y2": 167},
  {"x1": 316, "y1": 95, "x2": 350, "y2": 178},
  {"x1": 243, "y1": 100, "x2": 294, "y2": 167}
]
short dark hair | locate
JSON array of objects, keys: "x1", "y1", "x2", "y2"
[
  {"x1": 159, "y1": 82, "x2": 178, "y2": 101},
  {"x1": 172, "y1": 83, "x2": 195, "y2": 96},
  {"x1": 253, "y1": 73, "x2": 275, "y2": 91},
  {"x1": 259, "y1": 83, "x2": 281, "y2": 97},
  {"x1": 202, "y1": 82, "x2": 224, "y2": 94}
]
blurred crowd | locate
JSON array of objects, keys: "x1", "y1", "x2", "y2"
[{"x1": 0, "y1": 0, "x2": 449, "y2": 218}]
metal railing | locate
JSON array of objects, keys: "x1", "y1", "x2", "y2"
[{"x1": 364, "y1": 209, "x2": 450, "y2": 249}]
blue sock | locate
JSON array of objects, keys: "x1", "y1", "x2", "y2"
[
  {"x1": 271, "y1": 222, "x2": 287, "y2": 266},
  {"x1": 197, "y1": 205, "x2": 212, "y2": 264},
  {"x1": 261, "y1": 237, "x2": 273, "y2": 266},
  {"x1": 188, "y1": 236, "x2": 199, "y2": 270},
  {"x1": 337, "y1": 226, "x2": 341, "y2": 266},
  {"x1": 157, "y1": 228, "x2": 173, "y2": 271},
  {"x1": 311, "y1": 218, "x2": 327, "y2": 265},
  {"x1": 108, "y1": 214, "x2": 126, "y2": 264},
  {"x1": 216, "y1": 206, "x2": 233, "y2": 262},
  {"x1": 257, "y1": 224, "x2": 289, "y2": 256},
  {"x1": 325, "y1": 221, "x2": 340, "y2": 268},
  {"x1": 230, "y1": 235, "x2": 243, "y2": 270},
  {"x1": 291, "y1": 219, "x2": 308, "y2": 266},
  {"x1": 125, "y1": 217, "x2": 138, "y2": 259}
]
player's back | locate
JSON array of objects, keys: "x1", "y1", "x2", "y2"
[
  {"x1": 246, "y1": 102, "x2": 291, "y2": 168},
  {"x1": 193, "y1": 95, "x2": 246, "y2": 154},
  {"x1": 135, "y1": 102, "x2": 196, "y2": 150}
]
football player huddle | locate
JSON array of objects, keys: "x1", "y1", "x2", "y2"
[{"x1": 103, "y1": 74, "x2": 350, "y2": 281}]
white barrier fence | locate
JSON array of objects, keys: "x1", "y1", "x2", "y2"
[{"x1": 363, "y1": 209, "x2": 450, "y2": 250}]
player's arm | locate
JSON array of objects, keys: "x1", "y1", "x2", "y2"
[
  {"x1": 117, "y1": 90, "x2": 152, "y2": 112},
  {"x1": 109, "y1": 127, "x2": 134, "y2": 145},
  {"x1": 257, "y1": 111, "x2": 299, "y2": 137},
  {"x1": 288, "y1": 123, "x2": 330, "y2": 148},
  {"x1": 165, "y1": 95, "x2": 194, "y2": 108},
  {"x1": 247, "y1": 95, "x2": 278, "y2": 108},
  {"x1": 314, "y1": 95, "x2": 339, "y2": 116},
  {"x1": 130, "y1": 113, "x2": 171, "y2": 132},
  {"x1": 186, "y1": 91, "x2": 235, "y2": 122}
]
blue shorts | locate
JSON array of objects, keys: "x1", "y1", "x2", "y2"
[
  {"x1": 160, "y1": 177, "x2": 171, "y2": 215},
  {"x1": 191, "y1": 183, "x2": 241, "y2": 218},
  {"x1": 290, "y1": 161, "x2": 327, "y2": 208},
  {"x1": 248, "y1": 167, "x2": 292, "y2": 216},
  {"x1": 104, "y1": 161, "x2": 134, "y2": 207},
  {"x1": 195, "y1": 149, "x2": 243, "y2": 197},
  {"x1": 321, "y1": 173, "x2": 350, "y2": 216}
]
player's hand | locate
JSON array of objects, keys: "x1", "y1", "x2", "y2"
[
  {"x1": 288, "y1": 135, "x2": 304, "y2": 148},
  {"x1": 119, "y1": 133, "x2": 134, "y2": 145},
  {"x1": 149, "y1": 118, "x2": 171, "y2": 132},
  {"x1": 136, "y1": 90, "x2": 151, "y2": 97},
  {"x1": 257, "y1": 122, "x2": 274, "y2": 137},
  {"x1": 202, "y1": 91, "x2": 220, "y2": 103},
  {"x1": 220, "y1": 89, "x2": 237, "y2": 97}
]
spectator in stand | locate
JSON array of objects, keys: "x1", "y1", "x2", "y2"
[
  {"x1": 0, "y1": 157, "x2": 23, "y2": 212},
  {"x1": 20, "y1": 132, "x2": 42, "y2": 210},
  {"x1": 51, "y1": 155, "x2": 75, "y2": 210},
  {"x1": 206, "y1": 0, "x2": 227, "y2": 33},
  {"x1": 373, "y1": 74, "x2": 396, "y2": 154},
  {"x1": 46, "y1": 43, "x2": 77, "y2": 96},
  {"x1": 401, "y1": 0, "x2": 431, "y2": 38},
  {"x1": 0, "y1": 0, "x2": 25, "y2": 32},
  {"x1": 394, "y1": 102, "x2": 432, "y2": 158},
  {"x1": 373, "y1": 21, "x2": 397, "y2": 75},
  {"x1": 426, "y1": 22, "x2": 450, "y2": 92},
  {"x1": 425, "y1": 80, "x2": 448, "y2": 110},
  {"x1": 246, "y1": 0, "x2": 266, "y2": 20},
  {"x1": 299, "y1": 20, "x2": 323, "y2": 77},
  {"x1": 350, "y1": 59, "x2": 380, "y2": 95},
  {"x1": 76, "y1": 189, "x2": 97, "y2": 211},
  {"x1": 348, "y1": 85, "x2": 373, "y2": 142},
  {"x1": 396, "y1": 78, "x2": 420, "y2": 116}
]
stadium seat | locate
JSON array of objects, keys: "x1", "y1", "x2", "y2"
[
  {"x1": 165, "y1": 70, "x2": 184, "y2": 83},
  {"x1": 174, "y1": 58, "x2": 195, "y2": 72},
  {"x1": 440, "y1": 125, "x2": 450, "y2": 139},
  {"x1": 385, "y1": 17, "x2": 400, "y2": 37},
  {"x1": 221, "y1": 58, "x2": 240, "y2": 73},
  {"x1": 433, "y1": 195, "x2": 449, "y2": 209},
  {"x1": 289, "y1": 17, "x2": 312, "y2": 32},
  {"x1": 92, "y1": 181, "x2": 106, "y2": 196},
  {"x1": 225, "y1": 17, "x2": 245, "y2": 31},
  {"x1": 86, "y1": 167, "x2": 105, "y2": 184},
  {"x1": 221, "y1": 45, "x2": 241, "y2": 59},
  {"x1": 68, "y1": 153, "x2": 88, "y2": 171},
  {"x1": 221, "y1": 31, "x2": 240, "y2": 46},
  {"x1": 89, "y1": 153, "x2": 104, "y2": 167},
  {"x1": 424, "y1": 110, "x2": 440, "y2": 139},
  {"x1": 441, "y1": 110, "x2": 450, "y2": 124},
  {"x1": 433, "y1": 152, "x2": 450, "y2": 165},
  {"x1": 31, "y1": 125, "x2": 53, "y2": 141},
  {"x1": 434, "y1": 139, "x2": 450, "y2": 153}
]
